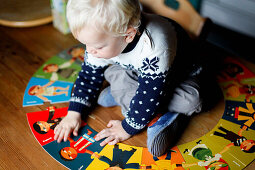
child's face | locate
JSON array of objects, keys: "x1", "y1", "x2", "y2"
[{"x1": 76, "y1": 26, "x2": 129, "y2": 59}]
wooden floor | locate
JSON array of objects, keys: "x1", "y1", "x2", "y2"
[{"x1": 0, "y1": 23, "x2": 254, "y2": 169}]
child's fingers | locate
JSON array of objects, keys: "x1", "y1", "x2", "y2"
[
  {"x1": 73, "y1": 125, "x2": 79, "y2": 136},
  {"x1": 95, "y1": 129, "x2": 105, "y2": 141},
  {"x1": 100, "y1": 136, "x2": 115, "y2": 146},
  {"x1": 107, "y1": 120, "x2": 119, "y2": 127},
  {"x1": 54, "y1": 125, "x2": 61, "y2": 140},
  {"x1": 95, "y1": 129, "x2": 111, "y2": 141},
  {"x1": 63, "y1": 128, "x2": 72, "y2": 142},
  {"x1": 107, "y1": 121, "x2": 114, "y2": 128},
  {"x1": 108, "y1": 138, "x2": 119, "y2": 146},
  {"x1": 57, "y1": 128, "x2": 66, "y2": 143}
]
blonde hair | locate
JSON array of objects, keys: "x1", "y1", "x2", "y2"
[{"x1": 67, "y1": 0, "x2": 141, "y2": 37}]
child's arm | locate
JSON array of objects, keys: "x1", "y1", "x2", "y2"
[
  {"x1": 95, "y1": 120, "x2": 131, "y2": 146},
  {"x1": 54, "y1": 111, "x2": 82, "y2": 143},
  {"x1": 58, "y1": 53, "x2": 107, "y2": 143}
]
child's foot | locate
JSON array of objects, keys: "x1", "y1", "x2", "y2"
[
  {"x1": 97, "y1": 86, "x2": 118, "y2": 107},
  {"x1": 147, "y1": 112, "x2": 180, "y2": 157}
]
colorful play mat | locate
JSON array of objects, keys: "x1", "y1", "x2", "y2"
[{"x1": 25, "y1": 45, "x2": 255, "y2": 169}]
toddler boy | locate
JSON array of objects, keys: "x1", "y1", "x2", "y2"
[{"x1": 54, "y1": 0, "x2": 203, "y2": 157}]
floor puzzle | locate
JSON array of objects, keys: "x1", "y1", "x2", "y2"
[
  {"x1": 26, "y1": 55, "x2": 255, "y2": 169},
  {"x1": 23, "y1": 44, "x2": 85, "y2": 106}
]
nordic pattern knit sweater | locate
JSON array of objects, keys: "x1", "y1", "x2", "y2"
[{"x1": 69, "y1": 13, "x2": 178, "y2": 135}]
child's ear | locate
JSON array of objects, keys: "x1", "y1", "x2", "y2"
[{"x1": 125, "y1": 27, "x2": 137, "y2": 43}]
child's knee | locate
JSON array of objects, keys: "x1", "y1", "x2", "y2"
[{"x1": 168, "y1": 80, "x2": 202, "y2": 116}]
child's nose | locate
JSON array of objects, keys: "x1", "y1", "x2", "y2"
[{"x1": 87, "y1": 47, "x2": 97, "y2": 54}]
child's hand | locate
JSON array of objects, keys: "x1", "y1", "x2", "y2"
[
  {"x1": 54, "y1": 111, "x2": 81, "y2": 143},
  {"x1": 95, "y1": 120, "x2": 131, "y2": 146}
]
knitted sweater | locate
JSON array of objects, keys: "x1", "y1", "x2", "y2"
[{"x1": 69, "y1": 13, "x2": 178, "y2": 135}]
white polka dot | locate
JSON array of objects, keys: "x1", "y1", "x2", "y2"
[
  {"x1": 143, "y1": 91, "x2": 147, "y2": 94},
  {"x1": 139, "y1": 101, "x2": 143, "y2": 105},
  {"x1": 81, "y1": 82, "x2": 84, "y2": 85},
  {"x1": 153, "y1": 87, "x2": 157, "y2": 90},
  {"x1": 88, "y1": 89, "x2": 92, "y2": 93},
  {"x1": 78, "y1": 90, "x2": 82, "y2": 92},
  {"x1": 150, "y1": 99, "x2": 154, "y2": 102}
]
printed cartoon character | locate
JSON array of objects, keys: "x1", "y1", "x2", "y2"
[
  {"x1": 213, "y1": 126, "x2": 255, "y2": 153},
  {"x1": 91, "y1": 144, "x2": 140, "y2": 170},
  {"x1": 59, "y1": 129, "x2": 95, "y2": 161},
  {"x1": 43, "y1": 59, "x2": 77, "y2": 81},
  {"x1": 182, "y1": 140, "x2": 230, "y2": 170},
  {"x1": 218, "y1": 62, "x2": 244, "y2": 81},
  {"x1": 234, "y1": 101, "x2": 255, "y2": 134},
  {"x1": 28, "y1": 81, "x2": 69, "y2": 102},
  {"x1": 33, "y1": 106, "x2": 63, "y2": 134},
  {"x1": 68, "y1": 46, "x2": 85, "y2": 62},
  {"x1": 140, "y1": 150, "x2": 182, "y2": 170},
  {"x1": 224, "y1": 81, "x2": 255, "y2": 101}
]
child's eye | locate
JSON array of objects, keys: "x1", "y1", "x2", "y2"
[{"x1": 97, "y1": 46, "x2": 105, "y2": 50}]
